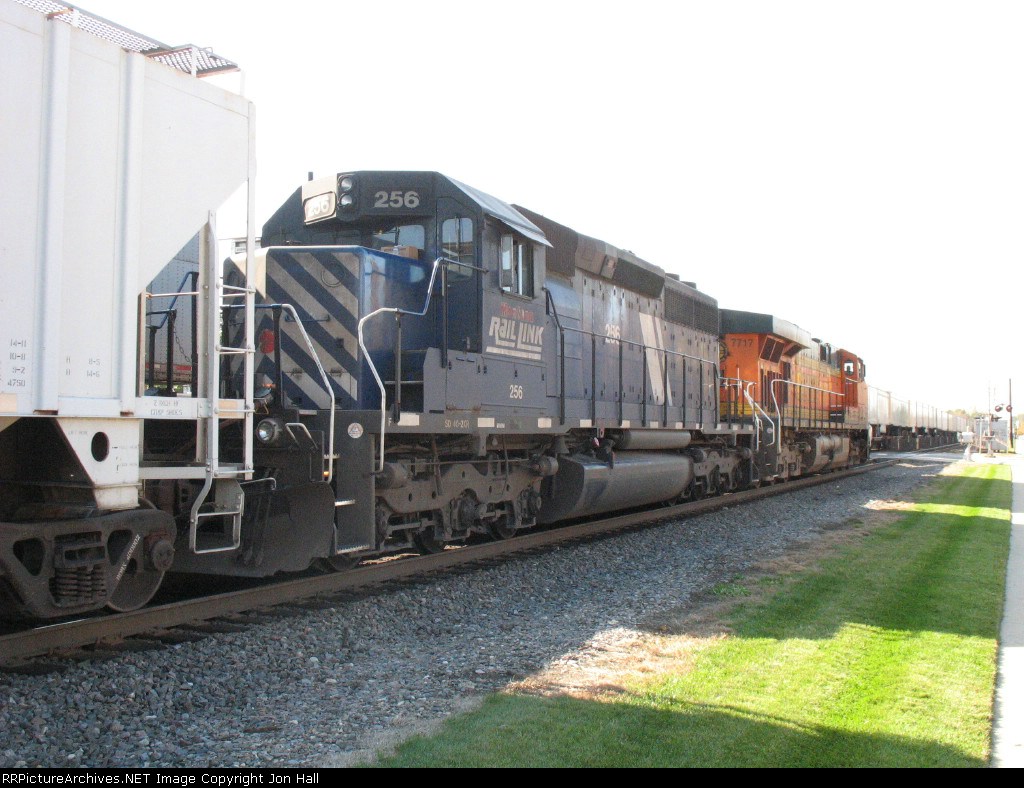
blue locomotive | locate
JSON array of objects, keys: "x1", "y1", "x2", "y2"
[{"x1": 157, "y1": 170, "x2": 863, "y2": 579}]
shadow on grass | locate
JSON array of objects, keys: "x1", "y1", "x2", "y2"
[
  {"x1": 902, "y1": 472, "x2": 1013, "y2": 508},
  {"x1": 644, "y1": 471, "x2": 1012, "y2": 642},
  {"x1": 380, "y1": 693, "x2": 982, "y2": 767},
  {"x1": 375, "y1": 465, "x2": 1009, "y2": 768}
]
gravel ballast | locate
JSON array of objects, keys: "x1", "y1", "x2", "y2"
[{"x1": 0, "y1": 455, "x2": 956, "y2": 767}]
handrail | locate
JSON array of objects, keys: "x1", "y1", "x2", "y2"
[
  {"x1": 718, "y1": 376, "x2": 763, "y2": 446},
  {"x1": 542, "y1": 289, "x2": 566, "y2": 424},
  {"x1": 145, "y1": 272, "x2": 199, "y2": 330},
  {"x1": 717, "y1": 375, "x2": 741, "y2": 424},
  {"x1": 769, "y1": 378, "x2": 845, "y2": 455},
  {"x1": 358, "y1": 256, "x2": 447, "y2": 472},
  {"x1": 277, "y1": 304, "x2": 336, "y2": 482},
  {"x1": 555, "y1": 323, "x2": 718, "y2": 374},
  {"x1": 223, "y1": 303, "x2": 338, "y2": 482},
  {"x1": 745, "y1": 381, "x2": 775, "y2": 451},
  {"x1": 740, "y1": 382, "x2": 763, "y2": 450},
  {"x1": 543, "y1": 290, "x2": 720, "y2": 425}
]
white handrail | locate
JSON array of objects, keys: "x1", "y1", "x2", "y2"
[
  {"x1": 769, "y1": 379, "x2": 845, "y2": 455},
  {"x1": 718, "y1": 376, "x2": 771, "y2": 451},
  {"x1": 358, "y1": 257, "x2": 446, "y2": 472},
  {"x1": 744, "y1": 381, "x2": 775, "y2": 451},
  {"x1": 278, "y1": 304, "x2": 336, "y2": 483}
]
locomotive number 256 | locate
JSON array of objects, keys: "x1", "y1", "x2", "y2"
[
  {"x1": 509, "y1": 384, "x2": 524, "y2": 400},
  {"x1": 374, "y1": 190, "x2": 421, "y2": 209}
]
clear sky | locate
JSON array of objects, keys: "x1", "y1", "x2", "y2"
[{"x1": 60, "y1": 0, "x2": 1024, "y2": 413}]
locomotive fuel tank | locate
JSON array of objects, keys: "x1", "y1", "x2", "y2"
[
  {"x1": 802, "y1": 434, "x2": 850, "y2": 474},
  {"x1": 538, "y1": 452, "x2": 694, "y2": 524},
  {"x1": 607, "y1": 429, "x2": 693, "y2": 451}
]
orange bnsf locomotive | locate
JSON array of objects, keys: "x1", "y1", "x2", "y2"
[{"x1": 718, "y1": 310, "x2": 870, "y2": 480}]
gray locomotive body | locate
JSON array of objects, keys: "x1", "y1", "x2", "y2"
[{"x1": 164, "y1": 171, "x2": 754, "y2": 578}]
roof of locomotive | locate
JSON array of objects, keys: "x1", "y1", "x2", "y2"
[
  {"x1": 446, "y1": 176, "x2": 550, "y2": 246},
  {"x1": 261, "y1": 171, "x2": 716, "y2": 310},
  {"x1": 513, "y1": 204, "x2": 716, "y2": 304},
  {"x1": 261, "y1": 171, "x2": 550, "y2": 247},
  {"x1": 719, "y1": 309, "x2": 813, "y2": 349},
  {"x1": 663, "y1": 274, "x2": 718, "y2": 309}
]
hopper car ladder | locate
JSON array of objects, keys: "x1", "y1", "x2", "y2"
[
  {"x1": 188, "y1": 216, "x2": 255, "y2": 555},
  {"x1": 138, "y1": 218, "x2": 254, "y2": 553}
]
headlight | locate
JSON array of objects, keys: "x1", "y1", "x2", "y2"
[
  {"x1": 340, "y1": 194, "x2": 354, "y2": 207},
  {"x1": 256, "y1": 418, "x2": 285, "y2": 445},
  {"x1": 339, "y1": 176, "x2": 353, "y2": 192}
]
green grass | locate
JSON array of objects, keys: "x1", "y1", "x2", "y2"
[
  {"x1": 711, "y1": 576, "x2": 752, "y2": 598},
  {"x1": 375, "y1": 463, "x2": 1012, "y2": 767}
]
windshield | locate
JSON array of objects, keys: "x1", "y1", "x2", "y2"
[
  {"x1": 277, "y1": 223, "x2": 426, "y2": 257},
  {"x1": 364, "y1": 250, "x2": 432, "y2": 315},
  {"x1": 370, "y1": 223, "x2": 425, "y2": 253}
]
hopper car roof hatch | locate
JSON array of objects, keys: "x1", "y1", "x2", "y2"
[{"x1": 15, "y1": 0, "x2": 239, "y2": 76}]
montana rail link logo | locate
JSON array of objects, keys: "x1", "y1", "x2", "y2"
[{"x1": 486, "y1": 303, "x2": 544, "y2": 361}]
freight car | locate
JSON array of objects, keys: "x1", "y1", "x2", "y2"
[
  {"x1": 867, "y1": 387, "x2": 966, "y2": 451},
  {"x1": 0, "y1": 1, "x2": 873, "y2": 620},
  {"x1": 0, "y1": 0, "x2": 254, "y2": 618}
]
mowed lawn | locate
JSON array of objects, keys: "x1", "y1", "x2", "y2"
[{"x1": 377, "y1": 462, "x2": 1012, "y2": 767}]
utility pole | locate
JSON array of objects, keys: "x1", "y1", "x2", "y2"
[{"x1": 1010, "y1": 378, "x2": 1015, "y2": 452}]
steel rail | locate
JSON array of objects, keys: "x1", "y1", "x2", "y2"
[{"x1": 0, "y1": 457, "x2": 911, "y2": 665}]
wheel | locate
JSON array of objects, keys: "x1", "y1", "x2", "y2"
[
  {"x1": 106, "y1": 537, "x2": 172, "y2": 612},
  {"x1": 107, "y1": 560, "x2": 164, "y2": 612},
  {"x1": 414, "y1": 530, "x2": 447, "y2": 554},
  {"x1": 488, "y1": 514, "x2": 517, "y2": 540},
  {"x1": 315, "y1": 554, "x2": 360, "y2": 573}
]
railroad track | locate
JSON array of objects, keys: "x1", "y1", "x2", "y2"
[{"x1": 0, "y1": 457, "x2": 915, "y2": 666}]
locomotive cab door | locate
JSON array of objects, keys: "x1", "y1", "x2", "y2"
[
  {"x1": 437, "y1": 198, "x2": 481, "y2": 355},
  {"x1": 838, "y1": 350, "x2": 860, "y2": 408},
  {"x1": 437, "y1": 198, "x2": 482, "y2": 411},
  {"x1": 475, "y1": 218, "x2": 548, "y2": 413}
]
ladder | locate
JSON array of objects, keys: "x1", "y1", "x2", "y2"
[{"x1": 188, "y1": 215, "x2": 255, "y2": 554}]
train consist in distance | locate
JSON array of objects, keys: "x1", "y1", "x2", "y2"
[
  {"x1": 0, "y1": 1, "x2": 964, "y2": 620},
  {"x1": 867, "y1": 388, "x2": 966, "y2": 451}
]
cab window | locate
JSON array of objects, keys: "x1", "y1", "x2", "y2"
[
  {"x1": 500, "y1": 234, "x2": 534, "y2": 298},
  {"x1": 370, "y1": 223, "x2": 425, "y2": 257},
  {"x1": 442, "y1": 218, "x2": 475, "y2": 281}
]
